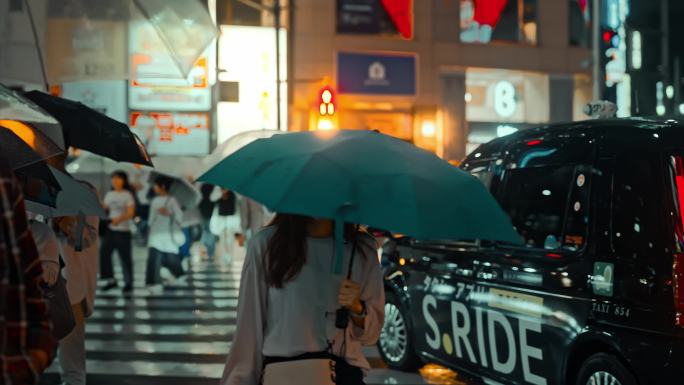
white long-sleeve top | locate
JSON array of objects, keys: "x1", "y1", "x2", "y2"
[
  {"x1": 147, "y1": 195, "x2": 184, "y2": 254},
  {"x1": 221, "y1": 227, "x2": 385, "y2": 385},
  {"x1": 57, "y1": 215, "x2": 99, "y2": 314}
]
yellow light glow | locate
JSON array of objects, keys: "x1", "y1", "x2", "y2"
[
  {"x1": 0, "y1": 120, "x2": 36, "y2": 148},
  {"x1": 317, "y1": 118, "x2": 334, "y2": 130},
  {"x1": 319, "y1": 103, "x2": 327, "y2": 115},
  {"x1": 421, "y1": 121, "x2": 436, "y2": 138},
  {"x1": 327, "y1": 104, "x2": 335, "y2": 115},
  {"x1": 418, "y1": 364, "x2": 458, "y2": 384},
  {"x1": 321, "y1": 89, "x2": 332, "y2": 103},
  {"x1": 399, "y1": 258, "x2": 406, "y2": 266}
]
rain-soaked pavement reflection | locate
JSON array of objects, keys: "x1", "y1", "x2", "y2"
[{"x1": 39, "y1": 248, "x2": 475, "y2": 385}]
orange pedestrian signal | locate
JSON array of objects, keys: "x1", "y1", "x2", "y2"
[{"x1": 318, "y1": 87, "x2": 335, "y2": 117}]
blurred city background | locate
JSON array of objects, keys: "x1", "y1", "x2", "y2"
[{"x1": 1, "y1": 1, "x2": 682, "y2": 384}]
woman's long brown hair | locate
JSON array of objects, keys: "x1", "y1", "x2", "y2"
[{"x1": 264, "y1": 214, "x2": 369, "y2": 288}]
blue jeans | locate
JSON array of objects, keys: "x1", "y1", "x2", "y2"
[
  {"x1": 179, "y1": 228, "x2": 192, "y2": 258},
  {"x1": 146, "y1": 248, "x2": 184, "y2": 285},
  {"x1": 200, "y1": 219, "x2": 217, "y2": 257}
]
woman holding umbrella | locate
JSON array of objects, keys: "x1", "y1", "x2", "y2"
[
  {"x1": 202, "y1": 129, "x2": 522, "y2": 385},
  {"x1": 221, "y1": 215, "x2": 384, "y2": 385}
]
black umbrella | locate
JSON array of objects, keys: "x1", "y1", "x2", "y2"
[
  {"x1": 14, "y1": 161, "x2": 61, "y2": 191},
  {"x1": 23, "y1": 91, "x2": 153, "y2": 166},
  {"x1": 0, "y1": 130, "x2": 61, "y2": 190},
  {"x1": 0, "y1": 129, "x2": 57, "y2": 169}
]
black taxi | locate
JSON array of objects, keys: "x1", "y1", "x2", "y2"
[{"x1": 378, "y1": 118, "x2": 684, "y2": 385}]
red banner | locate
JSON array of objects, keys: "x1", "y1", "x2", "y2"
[
  {"x1": 380, "y1": 0, "x2": 413, "y2": 39},
  {"x1": 473, "y1": 0, "x2": 508, "y2": 27}
]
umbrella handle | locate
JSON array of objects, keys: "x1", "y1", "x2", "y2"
[{"x1": 346, "y1": 225, "x2": 360, "y2": 280}]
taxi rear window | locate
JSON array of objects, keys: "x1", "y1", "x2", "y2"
[
  {"x1": 499, "y1": 164, "x2": 590, "y2": 252},
  {"x1": 495, "y1": 135, "x2": 594, "y2": 253}
]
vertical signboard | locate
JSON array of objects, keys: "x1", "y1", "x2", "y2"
[
  {"x1": 128, "y1": 18, "x2": 215, "y2": 155},
  {"x1": 128, "y1": 19, "x2": 214, "y2": 111}
]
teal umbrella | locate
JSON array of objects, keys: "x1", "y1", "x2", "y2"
[{"x1": 199, "y1": 130, "x2": 520, "y2": 274}]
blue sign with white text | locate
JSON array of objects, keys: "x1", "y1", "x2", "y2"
[{"x1": 337, "y1": 52, "x2": 416, "y2": 95}]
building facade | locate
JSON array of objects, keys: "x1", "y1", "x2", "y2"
[{"x1": 289, "y1": 0, "x2": 594, "y2": 161}]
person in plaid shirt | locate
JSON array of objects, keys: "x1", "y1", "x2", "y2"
[{"x1": 0, "y1": 156, "x2": 57, "y2": 385}]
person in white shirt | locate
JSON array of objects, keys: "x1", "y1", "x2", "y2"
[
  {"x1": 210, "y1": 189, "x2": 244, "y2": 266},
  {"x1": 100, "y1": 171, "x2": 136, "y2": 293},
  {"x1": 146, "y1": 176, "x2": 185, "y2": 290},
  {"x1": 221, "y1": 214, "x2": 384, "y2": 385}
]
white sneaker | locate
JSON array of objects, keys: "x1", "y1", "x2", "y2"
[
  {"x1": 172, "y1": 275, "x2": 190, "y2": 287},
  {"x1": 160, "y1": 267, "x2": 174, "y2": 282},
  {"x1": 145, "y1": 284, "x2": 163, "y2": 295}
]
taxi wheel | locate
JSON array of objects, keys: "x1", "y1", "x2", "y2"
[
  {"x1": 377, "y1": 292, "x2": 422, "y2": 371},
  {"x1": 575, "y1": 353, "x2": 637, "y2": 385}
]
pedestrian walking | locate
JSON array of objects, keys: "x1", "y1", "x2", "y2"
[
  {"x1": 43, "y1": 153, "x2": 101, "y2": 385},
  {"x1": 221, "y1": 215, "x2": 384, "y2": 385},
  {"x1": 209, "y1": 189, "x2": 243, "y2": 265},
  {"x1": 198, "y1": 183, "x2": 217, "y2": 259},
  {"x1": 53, "y1": 209, "x2": 100, "y2": 385},
  {"x1": 146, "y1": 176, "x2": 185, "y2": 290},
  {"x1": 100, "y1": 171, "x2": 136, "y2": 293},
  {"x1": 0, "y1": 158, "x2": 57, "y2": 385}
]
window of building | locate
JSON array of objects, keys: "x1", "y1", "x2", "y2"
[
  {"x1": 465, "y1": 68, "x2": 550, "y2": 125},
  {"x1": 460, "y1": 0, "x2": 538, "y2": 45},
  {"x1": 569, "y1": 0, "x2": 592, "y2": 47},
  {"x1": 217, "y1": 0, "x2": 287, "y2": 27},
  {"x1": 336, "y1": 0, "x2": 412, "y2": 39}
]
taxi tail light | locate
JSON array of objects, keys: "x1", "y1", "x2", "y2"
[
  {"x1": 671, "y1": 155, "x2": 684, "y2": 326},
  {"x1": 675, "y1": 254, "x2": 684, "y2": 327}
]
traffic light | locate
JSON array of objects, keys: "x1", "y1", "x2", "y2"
[
  {"x1": 315, "y1": 86, "x2": 337, "y2": 130},
  {"x1": 318, "y1": 86, "x2": 335, "y2": 117}
]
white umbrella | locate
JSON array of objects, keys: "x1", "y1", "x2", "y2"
[
  {"x1": 148, "y1": 170, "x2": 200, "y2": 207},
  {"x1": 0, "y1": 85, "x2": 59, "y2": 124},
  {"x1": 25, "y1": 167, "x2": 106, "y2": 218},
  {"x1": 0, "y1": 85, "x2": 65, "y2": 149},
  {"x1": 201, "y1": 130, "x2": 283, "y2": 175}
]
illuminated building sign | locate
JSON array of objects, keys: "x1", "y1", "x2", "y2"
[
  {"x1": 337, "y1": 52, "x2": 416, "y2": 95},
  {"x1": 129, "y1": 111, "x2": 210, "y2": 156}
]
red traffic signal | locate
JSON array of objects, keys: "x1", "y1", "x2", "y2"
[
  {"x1": 318, "y1": 86, "x2": 335, "y2": 116},
  {"x1": 601, "y1": 29, "x2": 618, "y2": 47}
]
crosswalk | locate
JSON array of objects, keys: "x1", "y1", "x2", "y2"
[
  {"x1": 39, "y1": 250, "x2": 468, "y2": 385},
  {"x1": 39, "y1": 259, "x2": 238, "y2": 385}
]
